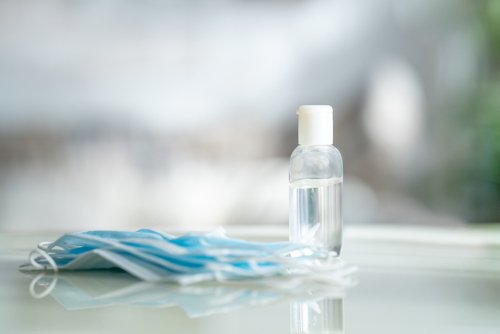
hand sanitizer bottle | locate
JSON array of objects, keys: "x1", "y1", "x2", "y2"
[{"x1": 289, "y1": 105, "x2": 343, "y2": 255}]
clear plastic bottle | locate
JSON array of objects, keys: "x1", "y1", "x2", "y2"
[{"x1": 289, "y1": 105, "x2": 343, "y2": 255}]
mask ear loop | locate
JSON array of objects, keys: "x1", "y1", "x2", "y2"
[
  {"x1": 29, "y1": 273, "x2": 58, "y2": 299},
  {"x1": 29, "y1": 246, "x2": 58, "y2": 272},
  {"x1": 37, "y1": 241, "x2": 53, "y2": 251}
]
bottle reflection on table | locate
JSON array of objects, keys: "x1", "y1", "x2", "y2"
[{"x1": 290, "y1": 297, "x2": 343, "y2": 334}]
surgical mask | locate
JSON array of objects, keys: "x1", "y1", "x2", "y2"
[{"x1": 21, "y1": 228, "x2": 355, "y2": 285}]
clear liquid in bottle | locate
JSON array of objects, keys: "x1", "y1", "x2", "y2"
[{"x1": 289, "y1": 177, "x2": 342, "y2": 254}]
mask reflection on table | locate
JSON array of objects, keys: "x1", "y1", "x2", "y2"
[{"x1": 26, "y1": 270, "x2": 354, "y2": 320}]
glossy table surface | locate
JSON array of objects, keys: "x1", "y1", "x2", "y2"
[{"x1": 1, "y1": 224, "x2": 500, "y2": 334}]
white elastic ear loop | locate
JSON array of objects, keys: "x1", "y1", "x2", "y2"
[
  {"x1": 29, "y1": 247, "x2": 58, "y2": 272},
  {"x1": 37, "y1": 241, "x2": 53, "y2": 251},
  {"x1": 29, "y1": 273, "x2": 58, "y2": 299}
]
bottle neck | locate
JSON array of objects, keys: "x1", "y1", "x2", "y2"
[{"x1": 298, "y1": 144, "x2": 333, "y2": 147}]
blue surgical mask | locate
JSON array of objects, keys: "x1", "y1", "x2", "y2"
[{"x1": 22, "y1": 228, "x2": 355, "y2": 285}]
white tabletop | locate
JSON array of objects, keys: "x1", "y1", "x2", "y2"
[{"x1": 1, "y1": 224, "x2": 500, "y2": 334}]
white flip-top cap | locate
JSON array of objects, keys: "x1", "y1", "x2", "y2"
[{"x1": 297, "y1": 105, "x2": 333, "y2": 145}]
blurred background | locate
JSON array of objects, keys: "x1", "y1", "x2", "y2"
[{"x1": 0, "y1": 0, "x2": 498, "y2": 231}]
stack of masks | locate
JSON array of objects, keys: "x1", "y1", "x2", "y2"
[{"x1": 23, "y1": 229, "x2": 354, "y2": 285}]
